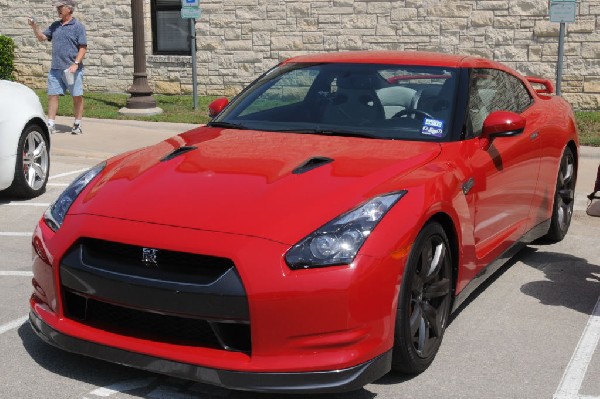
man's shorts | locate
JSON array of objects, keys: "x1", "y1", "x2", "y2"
[{"x1": 47, "y1": 68, "x2": 84, "y2": 96}]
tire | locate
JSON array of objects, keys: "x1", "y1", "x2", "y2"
[
  {"x1": 7, "y1": 123, "x2": 50, "y2": 199},
  {"x1": 542, "y1": 146, "x2": 576, "y2": 243},
  {"x1": 392, "y1": 221, "x2": 452, "y2": 374}
]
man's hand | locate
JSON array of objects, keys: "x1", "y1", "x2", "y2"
[
  {"x1": 67, "y1": 64, "x2": 78, "y2": 74},
  {"x1": 29, "y1": 18, "x2": 48, "y2": 41}
]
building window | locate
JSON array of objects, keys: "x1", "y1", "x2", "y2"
[{"x1": 151, "y1": 0, "x2": 191, "y2": 55}]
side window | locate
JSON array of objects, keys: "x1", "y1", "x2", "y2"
[
  {"x1": 507, "y1": 74, "x2": 533, "y2": 112},
  {"x1": 151, "y1": 0, "x2": 192, "y2": 55},
  {"x1": 238, "y1": 69, "x2": 319, "y2": 117},
  {"x1": 467, "y1": 69, "x2": 530, "y2": 137}
]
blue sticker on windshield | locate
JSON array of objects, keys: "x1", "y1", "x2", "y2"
[{"x1": 421, "y1": 118, "x2": 445, "y2": 137}]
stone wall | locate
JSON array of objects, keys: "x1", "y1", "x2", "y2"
[{"x1": 2, "y1": 0, "x2": 599, "y2": 109}]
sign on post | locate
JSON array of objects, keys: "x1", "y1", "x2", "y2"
[
  {"x1": 549, "y1": 0, "x2": 577, "y2": 23},
  {"x1": 548, "y1": 0, "x2": 578, "y2": 96},
  {"x1": 181, "y1": 0, "x2": 201, "y2": 19},
  {"x1": 181, "y1": 7, "x2": 201, "y2": 19},
  {"x1": 181, "y1": 0, "x2": 200, "y2": 110}
]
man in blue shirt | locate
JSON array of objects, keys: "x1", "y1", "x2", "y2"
[{"x1": 28, "y1": 0, "x2": 87, "y2": 135}]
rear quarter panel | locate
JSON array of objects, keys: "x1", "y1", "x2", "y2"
[{"x1": 527, "y1": 94, "x2": 579, "y2": 224}]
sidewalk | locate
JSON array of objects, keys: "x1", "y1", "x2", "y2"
[
  {"x1": 50, "y1": 115, "x2": 198, "y2": 160},
  {"x1": 49, "y1": 116, "x2": 599, "y2": 212}
]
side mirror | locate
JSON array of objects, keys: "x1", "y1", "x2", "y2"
[
  {"x1": 208, "y1": 97, "x2": 229, "y2": 118},
  {"x1": 481, "y1": 110, "x2": 526, "y2": 140}
]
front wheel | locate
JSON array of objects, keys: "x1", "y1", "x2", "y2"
[
  {"x1": 542, "y1": 146, "x2": 576, "y2": 243},
  {"x1": 392, "y1": 221, "x2": 452, "y2": 374},
  {"x1": 7, "y1": 124, "x2": 50, "y2": 198}
]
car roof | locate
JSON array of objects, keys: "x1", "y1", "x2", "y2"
[{"x1": 282, "y1": 51, "x2": 512, "y2": 71}]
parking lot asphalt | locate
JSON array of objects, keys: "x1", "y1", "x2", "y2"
[{"x1": 50, "y1": 115, "x2": 600, "y2": 214}]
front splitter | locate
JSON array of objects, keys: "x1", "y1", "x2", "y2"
[{"x1": 29, "y1": 310, "x2": 391, "y2": 393}]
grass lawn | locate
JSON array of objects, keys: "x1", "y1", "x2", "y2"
[
  {"x1": 35, "y1": 90, "x2": 600, "y2": 146},
  {"x1": 575, "y1": 112, "x2": 600, "y2": 147},
  {"x1": 35, "y1": 90, "x2": 217, "y2": 125}
]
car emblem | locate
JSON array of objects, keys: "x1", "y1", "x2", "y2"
[{"x1": 141, "y1": 247, "x2": 159, "y2": 267}]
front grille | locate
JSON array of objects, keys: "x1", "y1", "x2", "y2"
[
  {"x1": 63, "y1": 290, "x2": 251, "y2": 352},
  {"x1": 59, "y1": 239, "x2": 252, "y2": 352},
  {"x1": 81, "y1": 238, "x2": 234, "y2": 285}
]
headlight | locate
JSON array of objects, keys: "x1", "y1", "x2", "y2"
[
  {"x1": 44, "y1": 162, "x2": 106, "y2": 231},
  {"x1": 285, "y1": 191, "x2": 406, "y2": 269}
]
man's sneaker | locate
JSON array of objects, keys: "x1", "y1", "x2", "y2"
[
  {"x1": 71, "y1": 123, "x2": 83, "y2": 135},
  {"x1": 48, "y1": 124, "x2": 56, "y2": 134}
]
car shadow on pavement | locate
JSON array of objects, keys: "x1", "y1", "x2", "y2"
[
  {"x1": 369, "y1": 371, "x2": 417, "y2": 387},
  {"x1": 0, "y1": 190, "x2": 25, "y2": 202},
  {"x1": 519, "y1": 247, "x2": 600, "y2": 315},
  {"x1": 53, "y1": 123, "x2": 73, "y2": 134},
  {"x1": 18, "y1": 322, "x2": 151, "y2": 393},
  {"x1": 18, "y1": 322, "x2": 378, "y2": 399},
  {"x1": 448, "y1": 250, "x2": 521, "y2": 324}
]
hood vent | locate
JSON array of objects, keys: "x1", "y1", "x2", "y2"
[
  {"x1": 292, "y1": 156, "x2": 334, "y2": 174},
  {"x1": 161, "y1": 146, "x2": 198, "y2": 162}
]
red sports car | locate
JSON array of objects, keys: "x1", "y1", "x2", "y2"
[{"x1": 29, "y1": 51, "x2": 578, "y2": 393}]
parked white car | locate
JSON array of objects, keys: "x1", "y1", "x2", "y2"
[{"x1": 0, "y1": 80, "x2": 50, "y2": 198}]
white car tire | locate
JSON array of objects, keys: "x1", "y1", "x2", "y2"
[{"x1": 7, "y1": 123, "x2": 50, "y2": 198}]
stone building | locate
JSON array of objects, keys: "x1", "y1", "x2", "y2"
[{"x1": 2, "y1": 0, "x2": 599, "y2": 109}]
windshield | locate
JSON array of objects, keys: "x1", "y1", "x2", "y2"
[{"x1": 213, "y1": 63, "x2": 458, "y2": 141}]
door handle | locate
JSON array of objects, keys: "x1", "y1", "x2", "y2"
[{"x1": 530, "y1": 132, "x2": 539, "y2": 140}]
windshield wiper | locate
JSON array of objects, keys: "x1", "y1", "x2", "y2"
[
  {"x1": 207, "y1": 121, "x2": 248, "y2": 130},
  {"x1": 279, "y1": 129, "x2": 380, "y2": 139}
]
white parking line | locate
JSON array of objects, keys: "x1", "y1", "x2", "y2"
[
  {"x1": 6, "y1": 202, "x2": 49, "y2": 207},
  {"x1": 88, "y1": 377, "x2": 157, "y2": 397},
  {"x1": 554, "y1": 296, "x2": 600, "y2": 399},
  {"x1": 0, "y1": 271, "x2": 33, "y2": 277},
  {"x1": 48, "y1": 183, "x2": 69, "y2": 187},
  {"x1": 0, "y1": 316, "x2": 28, "y2": 335},
  {"x1": 49, "y1": 168, "x2": 88, "y2": 180},
  {"x1": 0, "y1": 232, "x2": 31, "y2": 237}
]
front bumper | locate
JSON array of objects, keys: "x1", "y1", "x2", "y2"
[
  {"x1": 30, "y1": 213, "x2": 406, "y2": 391},
  {"x1": 0, "y1": 153, "x2": 16, "y2": 191},
  {"x1": 29, "y1": 310, "x2": 391, "y2": 393}
]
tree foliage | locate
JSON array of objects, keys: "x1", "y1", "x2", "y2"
[{"x1": 0, "y1": 35, "x2": 15, "y2": 81}]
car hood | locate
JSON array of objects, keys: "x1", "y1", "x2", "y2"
[
  {"x1": 74, "y1": 127, "x2": 441, "y2": 244},
  {"x1": 0, "y1": 80, "x2": 46, "y2": 161},
  {"x1": 0, "y1": 80, "x2": 40, "y2": 109}
]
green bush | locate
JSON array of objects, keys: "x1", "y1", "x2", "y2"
[{"x1": 0, "y1": 35, "x2": 15, "y2": 81}]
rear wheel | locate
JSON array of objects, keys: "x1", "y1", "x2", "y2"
[
  {"x1": 392, "y1": 221, "x2": 452, "y2": 374},
  {"x1": 543, "y1": 146, "x2": 575, "y2": 243},
  {"x1": 7, "y1": 124, "x2": 49, "y2": 198}
]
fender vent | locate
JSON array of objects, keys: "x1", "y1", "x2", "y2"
[
  {"x1": 161, "y1": 146, "x2": 198, "y2": 162},
  {"x1": 292, "y1": 156, "x2": 334, "y2": 174}
]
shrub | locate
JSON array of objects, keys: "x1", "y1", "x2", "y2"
[{"x1": 0, "y1": 35, "x2": 15, "y2": 81}]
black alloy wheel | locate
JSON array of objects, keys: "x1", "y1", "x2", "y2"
[
  {"x1": 392, "y1": 221, "x2": 452, "y2": 374},
  {"x1": 543, "y1": 146, "x2": 576, "y2": 243}
]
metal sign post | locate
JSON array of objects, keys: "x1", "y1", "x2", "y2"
[
  {"x1": 190, "y1": 18, "x2": 198, "y2": 110},
  {"x1": 556, "y1": 22, "x2": 565, "y2": 96},
  {"x1": 181, "y1": 0, "x2": 201, "y2": 110},
  {"x1": 549, "y1": 0, "x2": 577, "y2": 96}
]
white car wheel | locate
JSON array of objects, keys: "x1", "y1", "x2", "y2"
[{"x1": 10, "y1": 124, "x2": 49, "y2": 198}]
